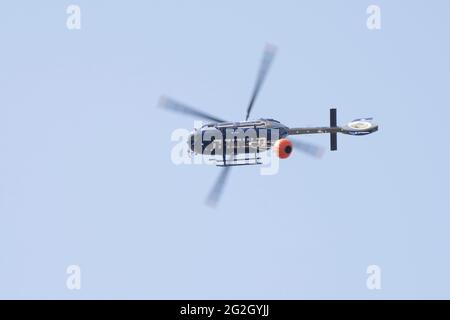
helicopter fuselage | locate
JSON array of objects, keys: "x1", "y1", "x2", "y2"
[{"x1": 188, "y1": 119, "x2": 289, "y2": 155}]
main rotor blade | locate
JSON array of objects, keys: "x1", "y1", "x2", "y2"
[
  {"x1": 206, "y1": 166, "x2": 231, "y2": 207},
  {"x1": 158, "y1": 96, "x2": 226, "y2": 123},
  {"x1": 245, "y1": 44, "x2": 277, "y2": 121},
  {"x1": 291, "y1": 139, "x2": 325, "y2": 158}
]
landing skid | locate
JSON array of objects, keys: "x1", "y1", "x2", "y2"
[{"x1": 208, "y1": 153, "x2": 263, "y2": 167}]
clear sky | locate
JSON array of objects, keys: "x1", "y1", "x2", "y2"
[{"x1": 1, "y1": 0, "x2": 450, "y2": 299}]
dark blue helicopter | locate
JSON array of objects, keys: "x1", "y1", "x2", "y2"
[{"x1": 159, "y1": 44, "x2": 378, "y2": 206}]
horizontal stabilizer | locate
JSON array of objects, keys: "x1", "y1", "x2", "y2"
[{"x1": 330, "y1": 108, "x2": 337, "y2": 151}]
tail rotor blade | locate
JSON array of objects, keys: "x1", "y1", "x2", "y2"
[
  {"x1": 158, "y1": 96, "x2": 226, "y2": 123},
  {"x1": 245, "y1": 44, "x2": 277, "y2": 121},
  {"x1": 206, "y1": 167, "x2": 231, "y2": 207},
  {"x1": 291, "y1": 139, "x2": 324, "y2": 158}
]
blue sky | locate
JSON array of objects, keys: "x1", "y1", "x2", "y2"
[{"x1": 1, "y1": 1, "x2": 450, "y2": 299}]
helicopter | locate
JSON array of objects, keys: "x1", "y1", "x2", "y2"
[{"x1": 159, "y1": 44, "x2": 378, "y2": 206}]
